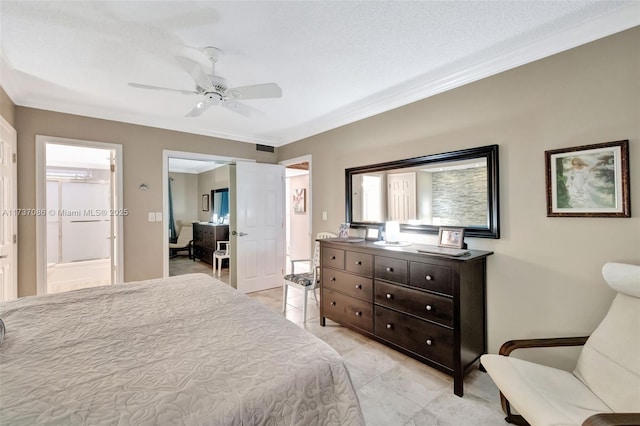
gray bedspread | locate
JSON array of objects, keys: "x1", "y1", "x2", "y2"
[{"x1": 0, "y1": 274, "x2": 364, "y2": 425}]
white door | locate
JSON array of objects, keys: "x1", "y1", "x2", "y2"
[
  {"x1": 388, "y1": 172, "x2": 417, "y2": 222},
  {"x1": 0, "y1": 117, "x2": 17, "y2": 302},
  {"x1": 234, "y1": 162, "x2": 285, "y2": 293}
]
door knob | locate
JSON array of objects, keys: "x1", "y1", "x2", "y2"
[{"x1": 232, "y1": 231, "x2": 248, "y2": 237}]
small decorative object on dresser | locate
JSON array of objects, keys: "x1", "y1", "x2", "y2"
[
  {"x1": 438, "y1": 227, "x2": 466, "y2": 249},
  {"x1": 319, "y1": 238, "x2": 493, "y2": 397},
  {"x1": 365, "y1": 227, "x2": 381, "y2": 241},
  {"x1": 338, "y1": 223, "x2": 350, "y2": 238}
]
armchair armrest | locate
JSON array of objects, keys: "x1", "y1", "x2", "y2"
[
  {"x1": 493, "y1": 335, "x2": 590, "y2": 426},
  {"x1": 583, "y1": 413, "x2": 640, "y2": 426},
  {"x1": 499, "y1": 336, "x2": 589, "y2": 356},
  {"x1": 289, "y1": 259, "x2": 310, "y2": 274}
]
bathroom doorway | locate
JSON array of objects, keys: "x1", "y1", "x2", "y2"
[{"x1": 36, "y1": 137, "x2": 123, "y2": 295}]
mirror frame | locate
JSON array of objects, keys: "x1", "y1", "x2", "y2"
[{"x1": 345, "y1": 144, "x2": 500, "y2": 239}]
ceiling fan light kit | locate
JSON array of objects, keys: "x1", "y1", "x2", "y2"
[{"x1": 129, "y1": 46, "x2": 282, "y2": 118}]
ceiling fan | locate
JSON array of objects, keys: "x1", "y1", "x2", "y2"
[{"x1": 128, "y1": 47, "x2": 282, "y2": 118}]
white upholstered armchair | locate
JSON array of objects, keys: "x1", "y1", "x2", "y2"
[{"x1": 481, "y1": 262, "x2": 640, "y2": 426}]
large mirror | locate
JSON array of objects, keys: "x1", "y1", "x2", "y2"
[
  {"x1": 210, "y1": 188, "x2": 230, "y2": 224},
  {"x1": 345, "y1": 145, "x2": 499, "y2": 238}
]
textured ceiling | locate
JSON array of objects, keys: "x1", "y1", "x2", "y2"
[{"x1": 1, "y1": 1, "x2": 638, "y2": 146}]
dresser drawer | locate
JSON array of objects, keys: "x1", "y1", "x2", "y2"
[
  {"x1": 375, "y1": 306, "x2": 454, "y2": 369},
  {"x1": 323, "y1": 288, "x2": 373, "y2": 333},
  {"x1": 375, "y1": 256, "x2": 408, "y2": 284},
  {"x1": 193, "y1": 245, "x2": 213, "y2": 264},
  {"x1": 322, "y1": 268, "x2": 373, "y2": 301},
  {"x1": 322, "y1": 247, "x2": 345, "y2": 270},
  {"x1": 345, "y1": 251, "x2": 373, "y2": 277},
  {"x1": 409, "y1": 262, "x2": 454, "y2": 296},
  {"x1": 375, "y1": 281, "x2": 453, "y2": 327}
]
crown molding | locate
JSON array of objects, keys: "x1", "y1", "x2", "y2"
[{"x1": 272, "y1": 3, "x2": 640, "y2": 146}]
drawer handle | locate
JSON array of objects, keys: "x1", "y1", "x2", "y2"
[
  {"x1": 330, "y1": 301, "x2": 336, "y2": 306},
  {"x1": 330, "y1": 256, "x2": 336, "y2": 260},
  {"x1": 355, "y1": 284, "x2": 362, "y2": 290},
  {"x1": 386, "y1": 323, "x2": 393, "y2": 330},
  {"x1": 386, "y1": 267, "x2": 394, "y2": 272},
  {"x1": 355, "y1": 261, "x2": 362, "y2": 265},
  {"x1": 425, "y1": 275, "x2": 432, "y2": 281},
  {"x1": 386, "y1": 293, "x2": 393, "y2": 300},
  {"x1": 330, "y1": 277, "x2": 336, "y2": 282},
  {"x1": 425, "y1": 304, "x2": 432, "y2": 311},
  {"x1": 355, "y1": 311, "x2": 362, "y2": 317},
  {"x1": 426, "y1": 339, "x2": 433, "y2": 346}
]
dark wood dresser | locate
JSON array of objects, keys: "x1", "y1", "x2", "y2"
[
  {"x1": 192, "y1": 223, "x2": 229, "y2": 265},
  {"x1": 319, "y1": 239, "x2": 492, "y2": 397}
]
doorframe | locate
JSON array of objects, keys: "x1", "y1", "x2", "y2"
[
  {"x1": 0, "y1": 116, "x2": 17, "y2": 301},
  {"x1": 279, "y1": 155, "x2": 312, "y2": 261},
  {"x1": 35, "y1": 136, "x2": 124, "y2": 296},
  {"x1": 161, "y1": 150, "x2": 254, "y2": 278}
]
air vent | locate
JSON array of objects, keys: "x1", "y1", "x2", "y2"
[{"x1": 256, "y1": 144, "x2": 275, "y2": 153}]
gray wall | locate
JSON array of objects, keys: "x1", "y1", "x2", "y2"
[
  {"x1": 277, "y1": 27, "x2": 640, "y2": 369},
  {"x1": 14, "y1": 108, "x2": 276, "y2": 296}
]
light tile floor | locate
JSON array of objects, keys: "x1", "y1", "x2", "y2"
[{"x1": 169, "y1": 256, "x2": 507, "y2": 426}]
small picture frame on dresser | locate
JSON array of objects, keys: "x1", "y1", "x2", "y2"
[
  {"x1": 438, "y1": 227, "x2": 465, "y2": 249},
  {"x1": 365, "y1": 227, "x2": 381, "y2": 241}
]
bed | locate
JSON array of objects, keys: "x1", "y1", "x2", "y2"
[{"x1": 0, "y1": 273, "x2": 364, "y2": 425}]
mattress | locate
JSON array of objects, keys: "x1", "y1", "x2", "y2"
[{"x1": 0, "y1": 273, "x2": 364, "y2": 425}]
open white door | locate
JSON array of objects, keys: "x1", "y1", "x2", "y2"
[
  {"x1": 233, "y1": 162, "x2": 285, "y2": 293},
  {"x1": 0, "y1": 117, "x2": 17, "y2": 301}
]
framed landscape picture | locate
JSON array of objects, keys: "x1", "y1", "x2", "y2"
[{"x1": 545, "y1": 140, "x2": 630, "y2": 217}]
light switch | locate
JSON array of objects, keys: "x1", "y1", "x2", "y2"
[
  {"x1": 322, "y1": 211, "x2": 327, "y2": 221},
  {"x1": 148, "y1": 212, "x2": 155, "y2": 222},
  {"x1": 155, "y1": 212, "x2": 163, "y2": 221}
]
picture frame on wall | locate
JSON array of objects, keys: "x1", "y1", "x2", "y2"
[
  {"x1": 202, "y1": 194, "x2": 209, "y2": 212},
  {"x1": 438, "y1": 227, "x2": 465, "y2": 249},
  {"x1": 545, "y1": 140, "x2": 630, "y2": 217},
  {"x1": 293, "y1": 188, "x2": 306, "y2": 213}
]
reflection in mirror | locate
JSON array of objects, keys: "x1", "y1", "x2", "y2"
[
  {"x1": 352, "y1": 159, "x2": 487, "y2": 226},
  {"x1": 346, "y1": 145, "x2": 499, "y2": 238},
  {"x1": 210, "y1": 188, "x2": 229, "y2": 224}
]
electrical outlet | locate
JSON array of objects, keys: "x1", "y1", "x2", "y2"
[
  {"x1": 155, "y1": 212, "x2": 163, "y2": 221},
  {"x1": 148, "y1": 212, "x2": 155, "y2": 222}
]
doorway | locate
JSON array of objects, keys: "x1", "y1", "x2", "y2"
[
  {"x1": 166, "y1": 156, "x2": 228, "y2": 280},
  {"x1": 35, "y1": 137, "x2": 123, "y2": 295},
  {"x1": 280, "y1": 156, "x2": 311, "y2": 274},
  {"x1": 162, "y1": 150, "x2": 246, "y2": 281}
]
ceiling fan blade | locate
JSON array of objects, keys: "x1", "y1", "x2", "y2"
[
  {"x1": 176, "y1": 57, "x2": 213, "y2": 91},
  {"x1": 128, "y1": 82, "x2": 198, "y2": 95},
  {"x1": 226, "y1": 83, "x2": 282, "y2": 100},
  {"x1": 185, "y1": 100, "x2": 217, "y2": 117},
  {"x1": 223, "y1": 100, "x2": 264, "y2": 118}
]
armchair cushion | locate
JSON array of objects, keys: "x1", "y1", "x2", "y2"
[
  {"x1": 482, "y1": 354, "x2": 611, "y2": 425},
  {"x1": 283, "y1": 272, "x2": 314, "y2": 287},
  {"x1": 573, "y1": 274, "x2": 640, "y2": 412}
]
